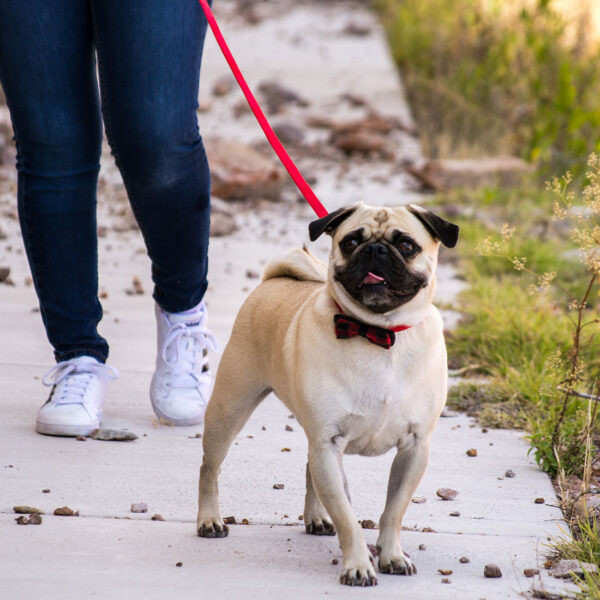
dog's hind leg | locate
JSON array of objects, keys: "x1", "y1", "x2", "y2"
[
  {"x1": 304, "y1": 452, "x2": 352, "y2": 536},
  {"x1": 304, "y1": 461, "x2": 336, "y2": 535},
  {"x1": 197, "y1": 348, "x2": 269, "y2": 538},
  {"x1": 376, "y1": 440, "x2": 430, "y2": 575}
]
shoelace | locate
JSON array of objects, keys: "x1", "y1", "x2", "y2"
[
  {"x1": 162, "y1": 322, "x2": 218, "y2": 388},
  {"x1": 42, "y1": 360, "x2": 119, "y2": 405}
]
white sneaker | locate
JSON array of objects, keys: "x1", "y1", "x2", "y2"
[
  {"x1": 150, "y1": 301, "x2": 218, "y2": 426},
  {"x1": 36, "y1": 356, "x2": 119, "y2": 437}
]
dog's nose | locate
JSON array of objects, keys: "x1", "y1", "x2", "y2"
[{"x1": 366, "y1": 242, "x2": 388, "y2": 258}]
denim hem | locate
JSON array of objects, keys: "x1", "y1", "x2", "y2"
[
  {"x1": 54, "y1": 348, "x2": 108, "y2": 364},
  {"x1": 152, "y1": 282, "x2": 208, "y2": 315}
]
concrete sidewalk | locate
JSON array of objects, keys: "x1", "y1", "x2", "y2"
[{"x1": 0, "y1": 1, "x2": 575, "y2": 598}]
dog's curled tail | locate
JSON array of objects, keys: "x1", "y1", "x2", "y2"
[{"x1": 262, "y1": 247, "x2": 327, "y2": 283}]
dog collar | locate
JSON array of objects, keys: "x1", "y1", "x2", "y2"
[{"x1": 333, "y1": 302, "x2": 410, "y2": 349}]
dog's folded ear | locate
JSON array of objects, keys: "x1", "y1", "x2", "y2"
[
  {"x1": 309, "y1": 206, "x2": 357, "y2": 242},
  {"x1": 407, "y1": 204, "x2": 459, "y2": 248}
]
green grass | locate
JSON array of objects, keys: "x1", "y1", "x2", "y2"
[
  {"x1": 552, "y1": 518, "x2": 600, "y2": 599},
  {"x1": 375, "y1": 0, "x2": 600, "y2": 176},
  {"x1": 441, "y1": 185, "x2": 599, "y2": 476}
]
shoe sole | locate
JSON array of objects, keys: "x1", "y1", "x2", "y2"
[
  {"x1": 150, "y1": 395, "x2": 205, "y2": 427},
  {"x1": 35, "y1": 421, "x2": 99, "y2": 437}
]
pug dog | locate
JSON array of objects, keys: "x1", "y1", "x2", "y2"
[{"x1": 197, "y1": 202, "x2": 459, "y2": 587}]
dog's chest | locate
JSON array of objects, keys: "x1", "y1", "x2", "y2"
[{"x1": 337, "y1": 366, "x2": 424, "y2": 456}]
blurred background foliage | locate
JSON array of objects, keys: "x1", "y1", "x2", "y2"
[{"x1": 376, "y1": 0, "x2": 600, "y2": 177}]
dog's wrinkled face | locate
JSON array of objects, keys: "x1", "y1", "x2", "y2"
[
  {"x1": 334, "y1": 222, "x2": 427, "y2": 313},
  {"x1": 309, "y1": 203, "x2": 459, "y2": 315}
]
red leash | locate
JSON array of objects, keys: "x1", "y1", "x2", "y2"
[{"x1": 197, "y1": 0, "x2": 328, "y2": 218}]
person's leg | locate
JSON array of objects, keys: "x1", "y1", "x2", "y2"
[
  {"x1": 90, "y1": 0, "x2": 213, "y2": 426},
  {"x1": 0, "y1": 0, "x2": 108, "y2": 364},
  {"x1": 90, "y1": 0, "x2": 211, "y2": 314}
]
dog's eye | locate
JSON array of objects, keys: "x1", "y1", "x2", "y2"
[
  {"x1": 394, "y1": 236, "x2": 419, "y2": 257},
  {"x1": 341, "y1": 237, "x2": 360, "y2": 254}
]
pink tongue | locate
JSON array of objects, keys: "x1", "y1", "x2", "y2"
[{"x1": 361, "y1": 272, "x2": 385, "y2": 285}]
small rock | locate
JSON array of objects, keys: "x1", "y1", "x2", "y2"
[
  {"x1": 441, "y1": 578, "x2": 451, "y2": 584},
  {"x1": 305, "y1": 114, "x2": 337, "y2": 130},
  {"x1": 187, "y1": 433, "x2": 203, "y2": 439},
  {"x1": 151, "y1": 514, "x2": 164, "y2": 521},
  {"x1": 210, "y1": 212, "x2": 238, "y2": 237},
  {"x1": 332, "y1": 558, "x2": 339, "y2": 565},
  {"x1": 15, "y1": 514, "x2": 42, "y2": 525},
  {"x1": 132, "y1": 276, "x2": 144, "y2": 295},
  {"x1": 466, "y1": 448, "x2": 477, "y2": 457},
  {"x1": 332, "y1": 131, "x2": 387, "y2": 155},
  {"x1": 90, "y1": 429, "x2": 138, "y2": 442},
  {"x1": 176, "y1": 562, "x2": 183, "y2": 568},
  {"x1": 436, "y1": 488, "x2": 458, "y2": 501},
  {"x1": 482, "y1": 428, "x2": 488, "y2": 433},
  {"x1": 551, "y1": 559, "x2": 598, "y2": 579},
  {"x1": 76, "y1": 435, "x2": 87, "y2": 441},
  {"x1": 505, "y1": 469, "x2": 516, "y2": 478},
  {"x1": 341, "y1": 92, "x2": 369, "y2": 107},
  {"x1": 212, "y1": 75, "x2": 235, "y2": 97},
  {"x1": 281, "y1": 447, "x2": 291, "y2": 452},
  {"x1": 13, "y1": 506, "x2": 44, "y2": 515},
  {"x1": 205, "y1": 138, "x2": 285, "y2": 200},
  {"x1": 459, "y1": 557, "x2": 470, "y2": 564},
  {"x1": 360, "y1": 519, "x2": 376, "y2": 530},
  {"x1": 408, "y1": 156, "x2": 535, "y2": 191},
  {"x1": 273, "y1": 483, "x2": 284, "y2": 490},
  {"x1": 524, "y1": 568, "x2": 539, "y2": 577},
  {"x1": 241, "y1": 518, "x2": 249, "y2": 525},
  {"x1": 257, "y1": 80, "x2": 309, "y2": 114},
  {"x1": 232, "y1": 98, "x2": 251, "y2": 118},
  {"x1": 342, "y1": 21, "x2": 371, "y2": 36},
  {"x1": 418, "y1": 544, "x2": 427, "y2": 551},
  {"x1": 273, "y1": 122, "x2": 305, "y2": 145},
  {"x1": 534, "y1": 498, "x2": 545, "y2": 504},
  {"x1": 422, "y1": 526, "x2": 437, "y2": 533},
  {"x1": 198, "y1": 99, "x2": 212, "y2": 113},
  {"x1": 42, "y1": 489, "x2": 50, "y2": 494},
  {"x1": 223, "y1": 516, "x2": 237, "y2": 524},
  {"x1": 438, "y1": 569, "x2": 453, "y2": 575},
  {"x1": 0, "y1": 266, "x2": 10, "y2": 282},
  {"x1": 484, "y1": 564, "x2": 502, "y2": 578},
  {"x1": 131, "y1": 503, "x2": 148, "y2": 514},
  {"x1": 245, "y1": 269, "x2": 259, "y2": 279},
  {"x1": 54, "y1": 506, "x2": 78, "y2": 516},
  {"x1": 411, "y1": 496, "x2": 426, "y2": 504},
  {"x1": 440, "y1": 409, "x2": 459, "y2": 418},
  {"x1": 449, "y1": 511, "x2": 460, "y2": 517},
  {"x1": 285, "y1": 425, "x2": 294, "y2": 432}
]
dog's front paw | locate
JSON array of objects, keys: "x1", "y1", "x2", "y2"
[
  {"x1": 378, "y1": 550, "x2": 416, "y2": 575},
  {"x1": 197, "y1": 517, "x2": 229, "y2": 538},
  {"x1": 305, "y1": 517, "x2": 335, "y2": 536},
  {"x1": 339, "y1": 556, "x2": 378, "y2": 587}
]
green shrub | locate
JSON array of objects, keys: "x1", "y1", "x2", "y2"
[{"x1": 376, "y1": 0, "x2": 600, "y2": 176}]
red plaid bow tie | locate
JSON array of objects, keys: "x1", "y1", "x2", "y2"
[{"x1": 333, "y1": 313, "x2": 410, "y2": 349}]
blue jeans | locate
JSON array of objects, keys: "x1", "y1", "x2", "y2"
[{"x1": 0, "y1": 0, "x2": 211, "y2": 364}]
